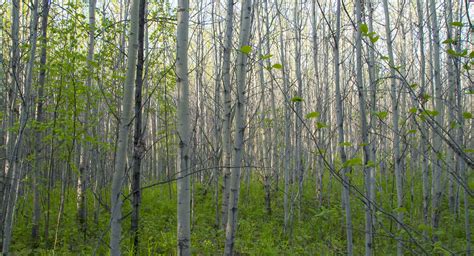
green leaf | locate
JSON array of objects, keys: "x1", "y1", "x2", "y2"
[
  {"x1": 359, "y1": 23, "x2": 369, "y2": 34},
  {"x1": 447, "y1": 49, "x2": 457, "y2": 56},
  {"x1": 240, "y1": 45, "x2": 252, "y2": 54},
  {"x1": 450, "y1": 121, "x2": 458, "y2": 129},
  {"x1": 366, "y1": 160, "x2": 376, "y2": 168},
  {"x1": 470, "y1": 51, "x2": 474, "y2": 59},
  {"x1": 409, "y1": 107, "x2": 417, "y2": 114},
  {"x1": 407, "y1": 129, "x2": 417, "y2": 134},
  {"x1": 442, "y1": 38, "x2": 456, "y2": 44},
  {"x1": 463, "y1": 112, "x2": 472, "y2": 119},
  {"x1": 447, "y1": 48, "x2": 468, "y2": 57},
  {"x1": 291, "y1": 96, "x2": 303, "y2": 102},
  {"x1": 450, "y1": 21, "x2": 463, "y2": 27},
  {"x1": 381, "y1": 55, "x2": 390, "y2": 61},
  {"x1": 369, "y1": 35, "x2": 379, "y2": 43},
  {"x1": 272, "y1": 63, "x2": 283, "y2": 69},
  {"x1": 339, "y1": 142, "x2": 352, "y2": 147},
  {"x1": 375, "y1": 111, "x2": 388, "y2": 120},
  {"x1": 260, "y1": 54, "x2": 273, "y2": 60},
  {"x1": 305, "y1": 111, "x2": 320, "y2": 119},
  {"x1": 421, "y1": 109, "x2": 439, "y2": 117},
  {"x1": 316, "y1": 122, "x2": 327, "y2": 129},
  {"x1": 394, "y1": 207, "x2": 408, "y2": 214},
  {"x1": 343, "y1": 157, "x2": 363, "y2": 168}
]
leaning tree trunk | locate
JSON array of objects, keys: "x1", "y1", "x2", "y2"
[
  {"x1": 109, "y1": 0, "x2": 139, "y2": 252},
  {"x1": 2, "y1": 0, "x2": 39, "y2": 252},
  {"x1": 1, "y1": 0, "x2": 20, "y2": 245},
  {"x1": 224, "y1": 0, "x2": 252, "y2": 254},
  {"x1": 176, "y1": 0, "x2": 191, "y2": 254}
]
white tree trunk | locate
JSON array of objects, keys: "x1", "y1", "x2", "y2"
[
  {"x1": 334, "y1": 0, "x2": 353, "y2": 254},
  {"x1": 428, "y1": 0, "x2": 444, "y2": 240},
  {"x1": 224, "y1": 0, "x2": 252, "y2": 254},
  {"x1": 176, "y1": 0, "x2": 191, "y2": 254},
  {"x1": 382, "y1": 0, "x2": 403, "y2": 253},
  {"x1": 221, "y1": 0, "x2": 235, "y2": 229},
  {"x1": 2, "y1": 0, "x2": 39, "y2": 252},
  {"x1": 109, "y1": 0, "x2": 139, "y2": 252}
]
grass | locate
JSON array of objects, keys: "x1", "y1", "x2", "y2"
[{"x1": 9, "y1": 167, "x2": 473, "y2": 255}]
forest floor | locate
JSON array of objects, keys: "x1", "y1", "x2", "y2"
[{"x1": 10, "y1": 172, "x2": 473, "y2": 255}]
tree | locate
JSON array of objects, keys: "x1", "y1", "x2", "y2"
[
  {"x1": 382, "y1": 0, "x2": 403, "y2": 253},
  {"x1": 334, "y1": 0, "x2": 353, "y2": 254},
  {"x1": 221, "y1": 0, "x2": 235, "y2": 229},
  {"x1": 131, "y1": 0, "x2": 146, "y2": 252},
  {"x1": 224, "y1": 0, "x2": 252, "y2": 254},
  {"x1": 176, "y1": 0, "x2": 191, "y2": 254},
  {"x1": 109, "y1": 0, "x2": 140, "y2": 252},
  {"x1": 2, "y1": 0, "x2": 39, "y2": 252}
]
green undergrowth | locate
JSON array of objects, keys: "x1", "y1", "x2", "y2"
[{"x1": 10, "y1": 168, "x2": 473, "y2": 255}]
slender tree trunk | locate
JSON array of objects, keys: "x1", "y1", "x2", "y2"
[
  {"x1": 276, "y1": 1, "x2": 291, "y2": 231},
  {"x1": 211, "y1": 0, "x2": 222, "y2": 229},
  {"x1": 131, "y1": 0, "x2": 146, "y2": 252},
  {"x1": 415, "y1": 0, "x2": 430, "y2": 234},
  {"x1": 109, "y1": 0, "x2": 139, "y2": 252},
  {"x1": 176, "y1": 0, "x2": 191, "y2": 254},
  {"x1": 2, "y1": 0, "x2": 39, "y2": 252},
  {"x1": 2, "y1": 0, "x2": 20, "y2": 246},
  {"x1": 221, "y1": 0, "x2": 234, "y2": 229},
  {"x1": 334, "y1": 0, "x2": 352, "y2": 254},
  {"x1": 31, "y1": 0, "x2": 50, "y2": 246},
  {"x1": 224, "y1": 0, "x2": 252, "y2": 254},
  {"x1": 382, "y1": 0, "x2": 403, "y2": 253},
  {"x1": 293, "y1": 0, "x2": 304, "y2": 220},
  {"x1": 354, "y1": 1, "x2": 374, "y2": 254},
  {"x1": 428, "y1": 0, "x2": 444, "y2": 240}
]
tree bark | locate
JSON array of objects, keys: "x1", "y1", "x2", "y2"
[
  {"x1": 221, "y1": 0, "x2": 235, "y2": 229},
  {"x1": 109, "y1": 0, "x2": 139, "y2": 252},
  {"x1": 382, "y1": 0, "x2": 403, "y2": 253},
  {"x1": 176, "y1": 0, "x2": 191, "y2": 254},
  {"x1": 224, "y1": 0, "x2": 252, "y2": 254},
  {"x1": 131, "y1": 0, "x2": 146, "y2": 252}
]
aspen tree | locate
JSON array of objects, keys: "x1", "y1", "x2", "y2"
[
  {"x1": 31, "y1": 0, "x2": 50, "y2": 246},
  {"x1": 176, "y1": 0, "x2": 191, "y2": 254},
  {"x1": 221, "y1": 0, "x2": 235, "y2": 229},
  {"x1": 334, "y1": 0, "x2": 353, "y2": 254},
  {"x1": 109, "y1": 0, "x2": 139, "y2": 252},
  {"x1": 3, "y1": 0, "x2": 39, "y2": 252},
  {"x1": 131, "y1": 0, "x2": 146, "y2": 252},
  {"x1": 224, "y1": 0, "x2": 252, "y2": 254},
  {"x1": 382, "y1": 0, "x2": 403, "y2": 253}
]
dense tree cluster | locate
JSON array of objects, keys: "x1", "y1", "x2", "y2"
[{"x1": 0, "y1": 0, "x2": 472, "y2": 255}]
